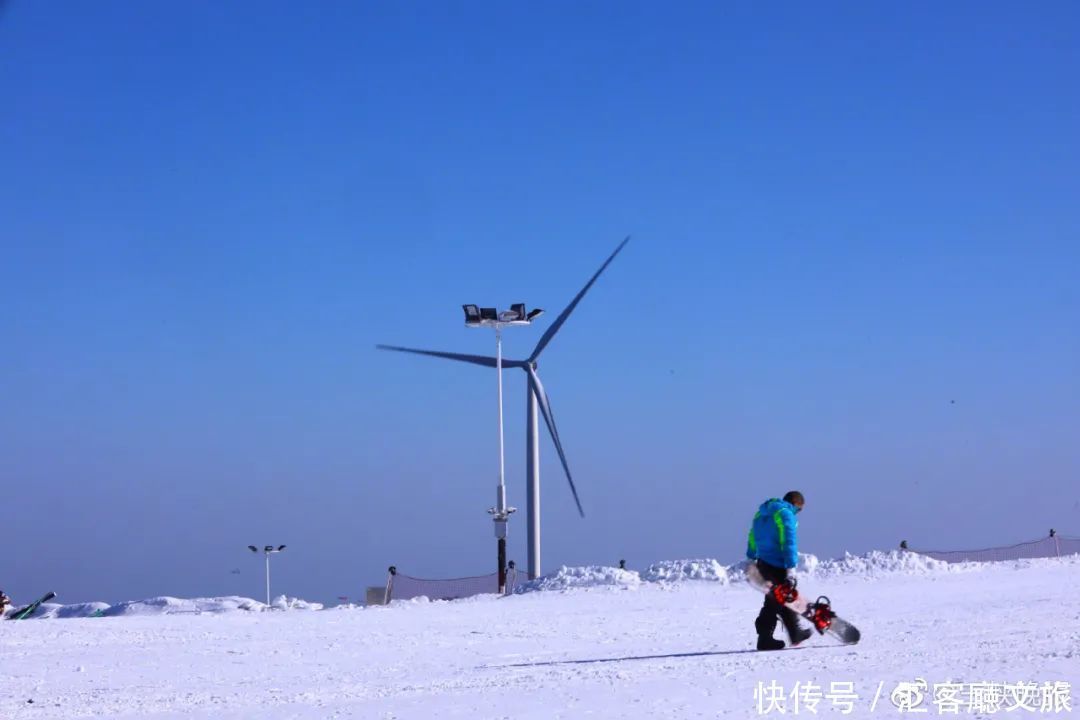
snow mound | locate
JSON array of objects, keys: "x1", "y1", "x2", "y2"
[
  {"x1": 16, "y1": 595, "x2": 327, "y2": 619},
  {"x1": 271, "y1": 595, "x2": 324, "y2": 611},
  {"x1": 329, "y1": 602, "x2": 364, "y2": 611},
  {"x1": 642, "y1": 558, "x2": 735, "y2": 584},
  {"x1": 634, "y1": 554, "x2": 820, "y2": 584},
  {"x1": 795, "y1": 553, "x2": 821, "y2": 574},
  {"x1": 810, "y1": 550, "x2": 952, "y2": 578},
  {"x1": 639, "y1": 550, "x2": 953, "y2": 584},
  {"x1": 35, "y1": 602, "x2": 111, "y2": 619},
  {"x1": 388, "y1": 596, "x2": 432, "y2": 607},
  {"x1": 516, "y1": 565, "x2": 642, "y2": 593},
  {"x1": 517, "y1": 550, "x2": 968, "y2": 596},
  {"x1": 101, "y1": 596, "x2": 265, "y2": 616}
]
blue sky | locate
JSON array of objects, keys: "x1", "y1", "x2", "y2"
[{"x1": 2, "y1": 2, "x2": 1078, "y2": 604}]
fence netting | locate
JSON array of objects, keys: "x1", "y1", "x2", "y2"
[
  {"x1": 907, "y1": 534, "x2": 1080, "y2": 564},
  {"x1": 387, "y1": 567, "x2": 523, "y2": 602}
]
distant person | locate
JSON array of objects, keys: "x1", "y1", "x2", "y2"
[
  {"x1": 745, "y1": 491, "x2": 813, "y2": 650},
  {"x1": 0, "y1": 590, "x2": 10, "y2": 617}
]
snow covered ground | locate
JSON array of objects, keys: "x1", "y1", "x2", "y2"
[{"x1": 2, "y1": 552, "x2": 1077, "y2": 719}]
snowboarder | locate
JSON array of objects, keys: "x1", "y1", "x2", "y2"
[
  {"x1": 0, "y1": 590, "x2": 11, "y2": 617},
  {"x1": 746, "y1": 491, "x2": 813, "y2": 650}
]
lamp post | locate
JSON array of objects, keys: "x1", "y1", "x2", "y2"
[
  {"x1": 248, "y1": 544, "x2": 286, "y2": 606},
  {"x1": 463, "y1": 303, "x2": 543, "y2": 593}
]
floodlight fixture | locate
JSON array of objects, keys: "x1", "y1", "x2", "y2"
[{"x1": 463, "y1": 303, "x2": 544, "y2": 329}]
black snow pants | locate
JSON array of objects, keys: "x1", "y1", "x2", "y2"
[{"x1": 755, "y1": 559, "x2": 804, "y2": 640}]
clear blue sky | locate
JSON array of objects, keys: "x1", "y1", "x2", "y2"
[{"x1": 2, "y1": 2, "x2": 1078, "y2": 604}]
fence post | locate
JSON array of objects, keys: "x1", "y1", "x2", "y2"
[{"x1": 384, "y1": 566, "x2": 397, "y2": 605}]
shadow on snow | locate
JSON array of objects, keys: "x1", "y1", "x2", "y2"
[{"x1": 491, "y1": 644, "x2": 842, "y2": 669}]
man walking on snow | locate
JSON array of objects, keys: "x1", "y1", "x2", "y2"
[{"x1": 746, "y1": 491, "x2": 813, "y2": 650}]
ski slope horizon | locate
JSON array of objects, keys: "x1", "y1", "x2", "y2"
[
  {"x1": 8, "y1": 547, "x2": 971, "y2": 617},
  {"x1": 5, "y1": 538, "x2": 1074, "y2": 613},
  {"x1": 2, "y1": 551, "x2": 1077, "y2": 718}
]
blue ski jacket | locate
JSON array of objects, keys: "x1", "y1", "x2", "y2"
[{"x1": 745, "y1": 498, "x2": 799, "y2": 569}]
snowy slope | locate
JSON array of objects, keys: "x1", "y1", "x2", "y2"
[
  {"x1": 8, "y1": 595, "x2": 323, "y2": 620},
  {"x1": 1, "y1": 554, "x2": 1077, "y2": 719}
]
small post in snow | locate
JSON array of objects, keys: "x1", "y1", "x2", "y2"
[{"x1": 384, "y1": 566, "x2": 397, "y2": 604}]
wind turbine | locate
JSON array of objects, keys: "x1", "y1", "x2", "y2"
[{"x1": 377, "y1": 236, "x2": 630, "y2": 580}]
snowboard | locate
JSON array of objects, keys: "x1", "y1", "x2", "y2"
[
  {"x1": 746, "y1": 565, "x2": 860, "y2": 645},
  {"x1": 5, "y1": 591, "x2": 57, "y2": 620}
]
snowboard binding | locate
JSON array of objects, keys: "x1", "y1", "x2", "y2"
[
  {"x1": 805, "y1": 595, "x2": 835, "y2": 633},
  {"x1": 770, "y1": 578, "x2": 799, "y2": 605}
]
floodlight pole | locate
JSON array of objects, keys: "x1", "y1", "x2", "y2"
[
  {"x1": 492, "y1": 325, "x2": 511, "y2": 593},
  {"x1": 467, "y1": 306, "x2": 539, "y2": 594},
  {"x1": 496, "y1": 327, "x2": 506, "y2": 514},
  {"x1": 264, "y1": 553, "x2": 271, "y2": 606},
  {"x1": 248, "y1": 545, "x2": 286, "y2": 607}
]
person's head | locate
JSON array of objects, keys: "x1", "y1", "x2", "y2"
[{"x1": 783, "y1": 490, "x2": 805, "y2": 513}]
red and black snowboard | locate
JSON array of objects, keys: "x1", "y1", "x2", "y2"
[{"x1": 746, "y1": 565, "x2": 860, "y2": 645}]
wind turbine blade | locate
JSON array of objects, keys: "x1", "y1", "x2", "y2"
[
  {"x1": 526, "y1": 365, "x2": 585, "y2": 518},
  {"x1": 376, "y1": 345, "x2": 499, "y2": 368},
  {"x1": 529, "y1": 235, "x2": 630, "y2": 362}
]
